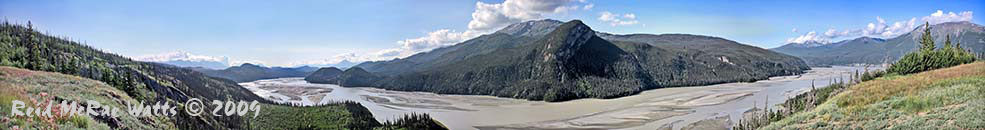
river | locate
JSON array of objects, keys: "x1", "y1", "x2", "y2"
[{"x1": 239, "y1": 66, "x2": 875, "y2": 130}]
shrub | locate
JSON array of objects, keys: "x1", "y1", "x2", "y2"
[{"x1": 860, "y1": 70, "x2": 886, "y2": 82}]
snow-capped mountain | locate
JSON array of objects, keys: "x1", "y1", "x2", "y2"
[{"x1": 133, "y1": 51, "x2": 230, "y2": 69}]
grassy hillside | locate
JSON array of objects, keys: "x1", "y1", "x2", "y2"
[
  {"x1": 0, "y1": 66, "x2": 172, "y2": 129},
  {"x1": 763, "y1": 62, "x2": 985, "y2": 129}
]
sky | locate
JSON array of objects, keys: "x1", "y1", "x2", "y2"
[{"x1": 2, "y1": 0, "x2": 984, "y2": 67}]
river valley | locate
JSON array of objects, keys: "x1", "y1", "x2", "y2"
[{"x1": 239, "y1": 66, "x2": 875, "y2": 130}]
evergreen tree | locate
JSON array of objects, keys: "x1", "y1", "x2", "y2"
[
  {"x1": 888, "y1": 22, "x2": 977, "y2": 75},
  {"x1": 919, "y1": 22, "x2": 935, "y2": 52}
]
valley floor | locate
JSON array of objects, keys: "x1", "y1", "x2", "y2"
[{"x1": 242, "y1": 66, "x2": 870, "y2": 130}]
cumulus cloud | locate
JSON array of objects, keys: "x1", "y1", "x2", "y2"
[
  {"x1": 134, "y1": 50, "x2": 229, "y2": 63},
  {"x1": 786, "y1": 31, "x2": 828, "y2": 43},
  {"x1": 787, "y1": 10, "x2": 973, "y2": 44},
  {"x1": 923, "y1": 10, "x2": 974, "y2": 24},
  {"x1": 598, "y1": 11, "x2": 639, "y2": 26},
  {"x1": 303, "y1": 0, "x2": 589, "y2": 64},
  {"x1": 134, "y1": 50, "x2": 243, "y2": 68},
  {"x1": 374, "y1": 0, "x2": 584, "y2": 59},
  {"x1": 582, "y1": 4, "x2": 594, "y2": 10},
  {"x1": 397, "y1": 29, "x2": 467, "y2": 51}
]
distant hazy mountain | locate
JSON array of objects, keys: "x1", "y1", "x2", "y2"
[
  {"x1": 772, "y1": 21, "x2": 985, "y2": 66},
  {"x1": 299, "y1": 60, "x2": 361, "y2": 69},
  {"x1": 312, "y1": 19, "x2": 808, "y2": 102},
  {"x1": 134, "y1": 51, "x2": 230, "y2": 69},
  {"x1": 193, "y1": 63, "x2": 318, "y2": 82},
  {"x1": 776, "y1": 40, "x2": 836, "y2": 49}
]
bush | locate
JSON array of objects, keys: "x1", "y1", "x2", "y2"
[{"x1": 860, "y1": 70, "x2": 886, "y2": 82}]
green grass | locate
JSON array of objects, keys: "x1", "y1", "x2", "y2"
[
  {"x1": 0, "y1": 66, "x2": 170, "y2": 130},
  {"x1": 762, "y1": 62, "x2": 985, "y2": 129}
]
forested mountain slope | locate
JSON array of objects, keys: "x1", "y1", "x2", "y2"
[
  {"x1": 310, "y1": 20, "x2": 809, "y2": 102},
  {"x1": 0, "y1": 22, "x2": 445, "y2": 130}
]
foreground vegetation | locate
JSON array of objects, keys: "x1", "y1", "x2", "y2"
[
  {"x1": 0, "y1": 21, "x2": 445, "y2": 129},
  {"x1": 246, "y1": 102, "x2": 445, "y2": 130},
  {"x1": 734, "y1": 68, "x2": 884, "y2": 130},
  {"x1": 762, "y1": 62, "x2": 984, "y2": 129},
  {"x1": 737, "y1": 62, "x2": 984, "y2": 129},
  {"x1": 736, "y1": 22, "x2": 981, "y2": 129},
  {"x1": 0, "y1": 66, "x2": 172, "y2": 129}
]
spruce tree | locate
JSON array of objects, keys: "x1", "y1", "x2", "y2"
[{"x1": 919, "y1": 22, "x2": 935, "y2": 52}]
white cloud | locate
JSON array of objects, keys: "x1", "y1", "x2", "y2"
[
  {"x1": 785, "y1": 31, "x2": 828, "y2": 43},
  {"x1": 582, "y1": 4, "x2": 594, "y2": 10},
  {"x1": 373, "y1": 0, "x2": 584, "y2": 59},
  {"x1": 623, "y1": 13, "x2": 636, "y2": 19},
  {"x1": 133, "y1": 50, "x2": 237, "y2": 69},
  {"x1": 787, "y1": 10, "x2": 973, "y2": 44},
  {"x1": 300, "y1": 0, "x2": 590, "y2": 64},
  {"x1": 923, "y1": 10, "x2": 974, "y2": 25},
  {"x1": 134, "y1": 50, "x2": 229, "y2": 63},
  {"x1": 791, "y1": 28, "x2": 798, "y2": 33},
  {"x1": 398, "y1": 29, "x2": 466, "y2": 51},
  {"x1": 598, "y1": 11, "x2": 639, "y2": 26}
]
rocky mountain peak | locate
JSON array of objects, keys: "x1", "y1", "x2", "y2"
[
  {"x1": 544, "y1": 20, "x2": 597, "y2": 61},
  {"x1": 910, "y1": 21, "x2": 985, "y2": 40},
  {"x1": 496, "y1": 19, "x2": 564, "y2": 37}
]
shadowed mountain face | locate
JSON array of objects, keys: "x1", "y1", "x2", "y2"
[
  {"x1": 772, "y1": 21, "x2": 985, "y2": 66},
  {"x1": 191, "y1": 63, "x2": 317, "y2": 82},
  {"x1": 311, "y1": 20, "x2": 809, "y2": 102}
]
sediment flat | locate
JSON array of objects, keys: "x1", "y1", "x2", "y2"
[{"x1": 242, "y1": 66, "x2": 870, "y2": 130}]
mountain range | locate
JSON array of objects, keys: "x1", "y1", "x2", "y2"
[
  {"x1": 772, "y1": 21, "x2": 985, "y2": 66},
  {"x1": 300, "y1": 60, "x2": 361, "y2": 69},
  {"x1": 134, "y1": 51, "x2": 231, "y2": 69},
  {"x1": 0, "y1": 23, "x2": 445, "y2": 129},
  {"x1": 307, "y1": 19, "x2": 810, "y2": 102},
  {"x1": 190, "y1": 63, "x2": 319, "y2": 82}
]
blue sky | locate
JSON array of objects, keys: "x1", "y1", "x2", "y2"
[{"x1": 2, "y1": 0, "x2": 983, "y2": 67}]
